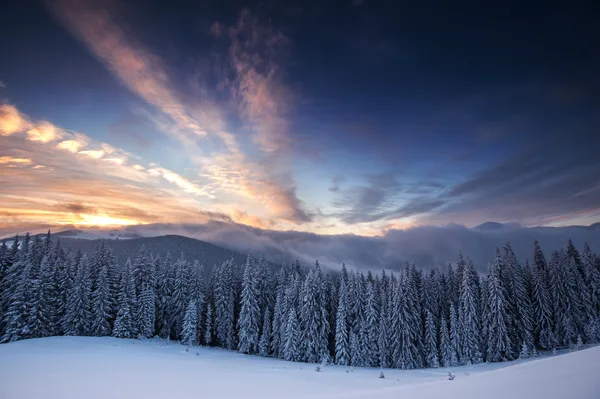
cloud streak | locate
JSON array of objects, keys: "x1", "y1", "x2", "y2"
[{"x1": 49, "y1": 0, "x2": 310, "y2": 224}]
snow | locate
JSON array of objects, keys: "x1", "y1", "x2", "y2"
[{"x1": 0, "y1": 337, "x2": 598, "y2": 399}]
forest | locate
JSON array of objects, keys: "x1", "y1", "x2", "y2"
[{"x1": 1, "y1": 232, "x2": 599, "y2": 369}]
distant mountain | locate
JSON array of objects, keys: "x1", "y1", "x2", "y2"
[
  {"x1": 473, "y1": 221, "x2": 523, "y2": 231},
  {"x1": 58, "y1": 234, "x2": 279, "y2": 272}
]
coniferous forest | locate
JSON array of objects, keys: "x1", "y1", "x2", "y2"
[{"x1": 1, "y1": 232, "x2": 599, "y2": 370}]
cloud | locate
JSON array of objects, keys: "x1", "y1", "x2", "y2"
[
  {"x1": 49, "y1": 1, "x2": 311, "y2": 224},
  {"x1": 56, "y1": 134, "x2": 89, "y2": 152},
  {"x1": 0, "y1": 156, "x2": 33, "y2": 165},
  {"x1": 0, "y1": 104, "x2": 31, "y2": 136},
  {"x1": 27, "y1": 122, "x2": 63, "y2": 143},
  {"x1": 0, "y1": 104, "x2": 244, "y2": 231},
  {"x1": 55, "y1": 221, "x2": 600, "y2": 274}
]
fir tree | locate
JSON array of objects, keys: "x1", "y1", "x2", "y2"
[
  {"x1": 181, "y1": 299, "x2": 198, "y2": 346},
  {"x1": 258, "y1": 307, "x2": 272, "y2": 356},
  {"x1": 425, "y1": 310, "x2": 439, "y2": 368},
  {"x1": 439, "y1": 315, "x2": 453, "y2": 367},
  {"x1": 335, "y1": 276, "x2": 350, "y2": 365},
  {"x1": 486, "y1": 256, "x2": 513, "y2": 362},
  {"x1": 531, "y1": 243, "x2": 556, "y2": 349},
  {"x1": 91, "y1": 254, "x2": 111, "y2": 336},
  {"x1": 112, "y1": 267, "x2": 134, "y2": 339},
  {"x1": 458, "y1": 258, "x2": 482, "y2": 365},
  {"x1": 283, "y1": 306, "x2": 300, "y2": 362},
  {"x1": 449, "y1": 303, "x2": 459, "y2": 367},
  {"x1": 238, "y1": 255, "x2": 260, "y2": 354},
  {"x1": 64, "y1": 254, "x2": 92, "y2": 336},
  {"x1": 137, "y1": 283, "x2": 156, "y2": 338}
]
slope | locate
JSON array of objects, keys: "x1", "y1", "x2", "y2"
[{"x1": 0, "y1": 336, "x2": 597, "y2": 399}]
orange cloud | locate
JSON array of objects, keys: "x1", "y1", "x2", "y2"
[
  {"x1": 0, "y1": 104, "x2": 31, "y2": 136},
  {"x1": 0, "y1": 156, "x2": 33, "y2": 165},
  {"x1": 27, "y1": 122, "x2": 63, "y2": 143}
]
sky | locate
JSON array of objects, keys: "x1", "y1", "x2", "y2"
[{"x1": 1, "y1": 0, "x2": 600, "y2": 237}]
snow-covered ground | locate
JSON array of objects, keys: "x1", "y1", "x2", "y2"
[{"x1": 0, "y1": 337, "x2": 598, "y2": 399}]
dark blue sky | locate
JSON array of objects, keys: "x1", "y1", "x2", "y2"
[{"x1": 1, "y1": 0, "x2": 599, "y2": 234}]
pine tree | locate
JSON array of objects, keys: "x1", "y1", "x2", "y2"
[
  {"x1": 425, "y1": 310, "x2": 439, "y2": 368},
  {"x1": 283, "y1": 306, "x2": 300, "y2": 362},
  {"x1": 335, "y1": 276, "x2": 350, "y2": 365},
  {"x1": 531, "y1": 243, "x2": 556, "y2": 349},
  {"x1": 91, "y1": 253, "x2": 111, "y2": 337},
  {"x1": 2, "y1": 256, "x2": 32, "y2": 342},
  {"x1": 113, "y1": 267, "x2": 134, "y2": 339},
  {"x1": 238, "y1": 255, "x2": 260, "y2": 354},
  {"x1": 548, "y1": 250, "x2": 577, "y2": 346},
  {"x1": 137, "y1": 283, "x2": 156, "y2": 338},
  {"x1": 270, "y1": 266, "x2": 287, "y2": 357},
  {"x1": 171, "y1": 257, "x2": 190, "y2": 339},
  {"x1": 258, "y1": 307, "x2": 272, "y2": 356},
  {"x1": 156, "y1": 253, "x2": 174, "y2": 339},
  {"x1": 486, "y1": 256, "x2": 513, "y2": 362},
  {"x1": 458, "y1": 258, "x2": 482, "y2": 365},
  {"x1": 363, "y1": 280, "x2": 379, "y2": 367},
  {"x1": 213, "y1": 259, "x2": 235, "y2": 349},
  {"x1": 28, "y1": 254, "x2": 55, "y2": 338},
  {"x1": 378, "y1": 270, "x2": 390, "y2": 368},
  {"x1": 64, "y1": 254, "x2": 92, "y2": 336},
  {"x1": 439, "y1": 315, "x2": 453, "y2": 367},
  {"x1": 204, "y1": 302, "x2": 213, "y2": 346},
  {"x1": 502, "y1": 244, "x2": 534, "y2": 355},
  {"x1": 181, "y1": 299, "x2": 198, "y2": 346},
  {"x1": 300, "y1": 266, "x2": 323, "y2": 363},
  {"x1": 449, "y1": 303, "x2": 459, "y2": 367}
]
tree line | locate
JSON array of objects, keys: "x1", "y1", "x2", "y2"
[{"x1": 1, "y1": 232, "x2": 599, "y2": 369}]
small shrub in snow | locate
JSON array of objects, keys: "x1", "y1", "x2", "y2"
[
  {"x1": 447, "y1": 372, "x2": 455, "y2": 381},
  {"x1": 315, "y1": 366, "x2": 321, "y2": 372},
  {"x1": 196, "y1": 352, "x2": 200, "y2": 356},
  {"x1": 552, "y1": 348, "x2": 557, "y2": 356},
  {"x1": 379, "y1": 372, "x2": 385, "y2": 379},
  {"x1": 519, "y1": 342, "x2": 530, "y2": 359},
  {"x1": 532, "y1": 348, "x2": 538, "y2": 357}
]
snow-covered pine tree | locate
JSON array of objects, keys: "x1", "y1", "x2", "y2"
[
  {"x1": 479, "y1": 276, "x2": 489, "y2": 361},
  {"x1": 258, "y1": 307, "x2": 272, "y2": 356},
  {"x1": 270, "y1": 266, "x2": 287, "y2": 357},
  {"x1": 64, "y1": 254, "x2": 92, "y2": 336},
  {"x1": 449, "y1": 303, "x2": 459, "y2": 366},
  {"x1": 335, "y1": 274, "x2": 350, "y2": 365},
  {"x1": 28, "y1": 254, "x2": 55, "y2": 338},
  {"x1": 51, "y1": 242, "x2": 69, "y2": 336},
  {"x1": 137, "y1": 283, "x2": 156, "y2": 338},
  {"x1": 300, "y1": 265, "x2": 323, "y2": 363},
  {"x1": 238, "y1": 255, "x2": 260, "y2": 354},
  {"x1": 486, "y1": 255, "x2": 513, "y2": 362},
  {"x1": 549, "y1": 250, "x2": 578, "y2": 346},
  {"x1": 283, "y1": 306, "x2": 300, "y2": 362},
  {"x1": 112, "y1": 263, "x2": 136, "y2": 339},
  {"x1": 502, "y1": 244, "x2": 534, "y2": 357},
  {"x1": 458, "y1": 258, "x2": 482, "y2": 365},
  {"x1": 214, "y1": 259, "x2": 235, "y2": 349},
  {"x1": 204, "y1": 303, "x2": 213, "y2": 346},
  {"x1": 439, "y1": 315, "x2": 452, "y2": 367},
  {"x1": 181, "y1": 299, "x2": 198, "y2": 346},
  {"x1": 171, "y1": 256, "x2": 190, "y2": 340},
  {"x1": 2, "y1": 255, "x2": 32, "y2": 343},
  {"x1": 156, "y1": 252, "x2": 174, "y2": 339},
  {"x1": 378, "y1": 269, "x2": 389, "y2": 368},
  {"x1": 91, "y1": 251, "x2": 111, "y2": 337},
  {"x1": 0, "y1": 236, "x2": 20, "y2": 336},
  {"x1": 188, "y1": 260, "x2": 206, "y2": 343},
  {"x1": 531, "y1": 242, "x2": 556, "y2": 349},
  {"x1": 425, "y1": 310, "x2": 439, "y2": 368},
  {"x1": 363, "y1": 280, "x2": 379, "y2": 367}
]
